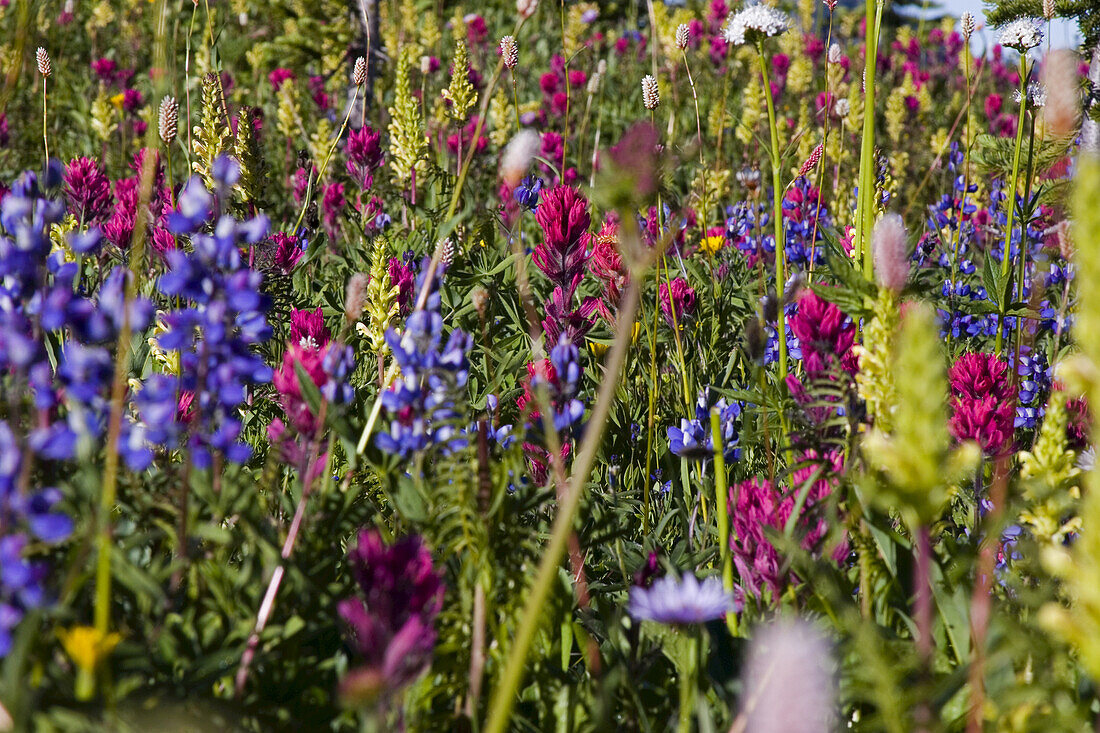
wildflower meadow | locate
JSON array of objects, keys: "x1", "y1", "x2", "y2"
[{"x1": 4, "y1": 0, "x2": 1100, "y2": 729}]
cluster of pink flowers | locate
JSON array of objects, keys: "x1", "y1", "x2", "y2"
[
  {"x1": 948, "y1": 352, "x2": 1017, "y2": 456},
  {"x1": 729, "y1": 451, "x2": 847, "y2": 601}
]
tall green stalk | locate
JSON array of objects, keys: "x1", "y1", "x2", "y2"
[
  {"x1": 483, "y1": 241, "x2": 646, "y2": 733},
  {"x1": 757, "y1": 46, "x2": 788, "y2": 385},
  {"x1": 855, "y1": 0, "x2": 882, "y2": 281},
  {"x1": 710, "y1": 410, "x2": 736, "y2": 635},
  {"x1": 995, "y1": 54, "x2": 1030, "y2": 355}
]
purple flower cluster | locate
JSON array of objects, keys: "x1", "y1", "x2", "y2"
[
  {"x1": 375, "y1": 283, "x2": 472, "y2": 458},
  {"x1": 532, "y1": 185, "x2": 599, "y2": 347},
  {"x1": 338, "y1": 530, "x2": 443, "y2": 698},
  {"x1": 667, "y1": 390, "x2": 742, "y2": 461},
  {"x1": 155, "y1": 159, "x2": 273, "y2": 467}
]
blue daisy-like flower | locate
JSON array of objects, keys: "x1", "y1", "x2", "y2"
[{"x1": 627, "y1": 574, "x2": 739, "y2": 625}]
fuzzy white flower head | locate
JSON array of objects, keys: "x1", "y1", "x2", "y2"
[
  {"x1": 723, "y1": 3, "x2": 790, "y2": 47},
  {"x1": 1014, "y1": 81, "x2": 1047, "y2": 108},
  {"x1": 827, "y1": 42, "x2": 842, "y2": 64},
  {"x1": 500, "y1": 129, "x2": 541, "y2": 187},
  {"x1": 834, "y1": 97, "x2": 851, "y2": 118},
  {"x1": 997, "y1": 17, "x2": 1043, "y2": 51},
  {"x1": 741, "y1": 620, "x2": 837, "y2": 733}
]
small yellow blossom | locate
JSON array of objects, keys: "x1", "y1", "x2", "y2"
[
  {"x1": 699, "y1": 235, "x2": 725, "y2": 256},
  {"x1": 109, "y1": 93, "x2": 126, "y2": 110},
  {"x1": 59, "y1": 626, "x2": 121, "y2": 674}
]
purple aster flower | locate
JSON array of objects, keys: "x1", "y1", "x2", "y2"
[{"x1": 627, "y1": 574, "x2": 738, "y2": 625}]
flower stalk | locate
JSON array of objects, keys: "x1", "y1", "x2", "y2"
[{"x1": 995, "y1": 54, "x2": 1031, "y2": 355}]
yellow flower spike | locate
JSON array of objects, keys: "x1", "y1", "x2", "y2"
[
  {"x1": 59, "y1": 625, "x2": 121, "y2": 701},
  {"x1": 699, "y1": 235, "x2": 725, "y2": 256}
]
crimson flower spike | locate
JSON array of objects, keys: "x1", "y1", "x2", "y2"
[{"x1": 798, "y1": 143, "x2": 824, "y2": 178}]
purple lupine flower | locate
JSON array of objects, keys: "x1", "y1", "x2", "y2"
[
  {"x1": 513, "y1": 175, "x2": 542, "y2": 210},
  {"x1": 667, "y1": 390, "x2": 742, "y2": 461},
  {"x1": 627, "y1": 574, "x2": 738, "y2": 625},
  {"x1": 63, "y1": 157, "x2": 113, "y2": 224},
  {"x1": 375, "y1": 307, "x2": 472, "y2": 458},
  {"x1": 338, "y1": 531, "x2": 443, "y2": 701},
  {"x1": 156, "y1": 160, "x2": 273, "y2": 467}
]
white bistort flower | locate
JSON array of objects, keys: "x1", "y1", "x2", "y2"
[
  {"x1": 1014, "y1": 81, "x2": 1047, "y2": 108},
  {"x1": 997, "y1": 17, "x2": 1043, "y2": 51},
  {"x1": 723, "y1": 3, "x2": 790, "y2": 47}
]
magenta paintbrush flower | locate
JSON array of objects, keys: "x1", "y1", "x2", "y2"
[
  {"x1": 948, "y1": 352, "x2": 1016, "y2": 455},
  {"x1": 337, "y1": 531, "x2": 444, "y2": 703}
]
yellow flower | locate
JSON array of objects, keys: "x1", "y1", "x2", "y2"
[
  {"x1": 109, "y1": 93, "x2": 126, "y2": 110},
  {"x1": 699, "y1": 235, "x2": 725, "y2": 256},
  {"x1": 59, "y1": 626, "x2": 121, "y2": 673}
]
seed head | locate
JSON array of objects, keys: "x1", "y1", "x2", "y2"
[
  {"x1": 960, "y1": 12, "x2": 975, "y2": 40},
  {"x1": 1043, "y1": 49, "x2": 1081, "y2": 137},
  {"x1": 641, "y1": 74, "x2": 660, "y2": 110},
  {"x1": 834, "y1": 97, "x2": 851, "y2": 118},
  {"x1": 500, "y1": 36, "x2": 519, "y2": 69},
  {"x1": 501, "y1": 129, "x2": 541, "y2": 187},
  {"x1": 471, "y1": 286, "x2": 489, "y2": 316},
  {"x1": 345, "y1": 273, "x2": 369, "y2": 320},
  {"x1": 353, "y1": 56, "x2": 367, "y2": 86},
  {"x1": 36, "y1": 47, "x2": 52, "y2": 77},
  {"x1": 798, "y1": 143, "x2": 823, "y2": 177},
  {"x1": 440, "y1": 238, "x2": 456, "y2": 267},
  {"x1": 675, "y1": 24, "x2": 691, "y2": 51},
  {"x1": 158, "y1": 96, "x2": 179, "y2": 144},
  {"x1": 828, "y1": 43, "x2": 842, "y2": 64},
  {"x1": 742, "y1": 620, "x2": 837, "y2": 733},
  {"x1": 1043, "y1": 0, "x2": 1056, "y2": 20},
  {"x1": 872, "y1": 213, "x2": 910, "y2": 292},
  {"x1": 823, "y1": 0, "x2": 839, "y2": 10}
]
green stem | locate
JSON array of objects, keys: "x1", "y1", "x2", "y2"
[
  {"x1": 709, "y1": 410, "x2": 736, "y2": 635},
  {"x1": 855, "y1": 0, "x2": 881, "y2": 280},
  {"x1": 677, "y1": 631, "x2": 700, "y2": 733},
  {"x1": 42, "y1": 79, "x2": 48, "y2": 168},
  {"x1": 757, "y1": 47, "x2": 787, "y2": 386},
  {"x1": 995, "y1": 55, "x2": 1030, "y2": 355},
  {"x1": 483, "y1": 264, "x2": 644, "y2": 733}
]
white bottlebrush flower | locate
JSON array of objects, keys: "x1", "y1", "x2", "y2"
[
  {"x1": 997, "y1": 17, "x2": 1043, "y2": 51},
  {"x1": 641, "y1": 74, "x2": 660, "y2": 110},
  {"x1": 723, "y1": 3, "x2": 790, "y2": 47},
  {"x1": 960, "y1": 11, "x2": 976, "y2": 40},
  {"x1": 741, "y1": 619, "x2": 837, "y2": 733},
  {"x1": 827, "y1": 42, "x2": 842, "y2": 64},
  {"x1": 675, "y1": 23, "x2": 691, "y2": 51},
  {"x1": 500, "y1": 36, "x2": 519, "y2": 69}
]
